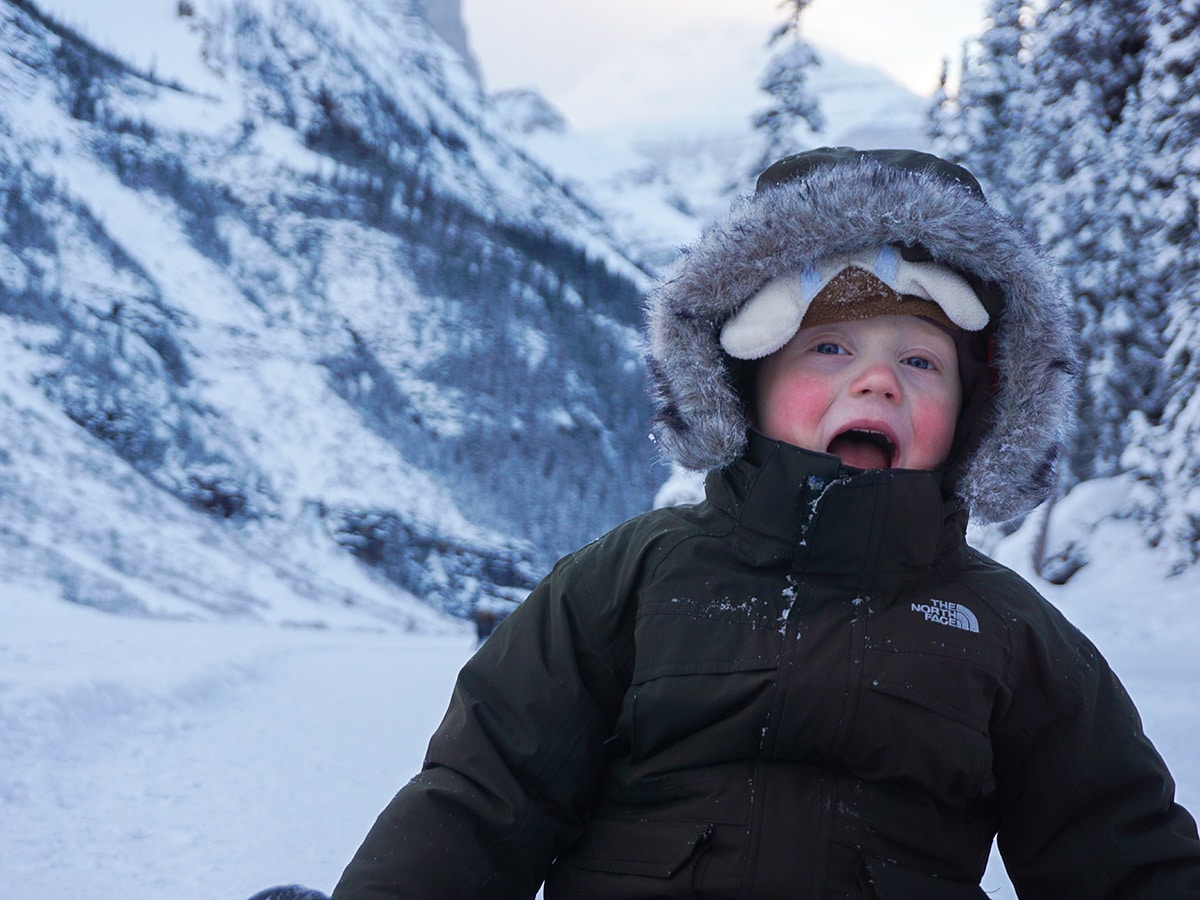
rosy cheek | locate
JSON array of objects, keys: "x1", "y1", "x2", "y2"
[
  {"x1": 757, "y1": 378, "x2": 828, "y2": 448},
  {"x1": 909, "y1": 400, "x2": 958, "y2": 465}
]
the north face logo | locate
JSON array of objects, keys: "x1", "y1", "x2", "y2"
[{"x1": 911, "y1": 598, "x2": 979, "y2": 633}]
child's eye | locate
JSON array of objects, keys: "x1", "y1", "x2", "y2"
[
  {"x1": 902, "y1": 355, "x2": 936, "y2": 371},
  {"x1": 814, "y1": 342, "x2": 845, "y2": 355}
]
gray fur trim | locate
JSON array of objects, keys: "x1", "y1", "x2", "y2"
[{"x1": 645, "y1": 156, "x2": 1079, "y2": 524}]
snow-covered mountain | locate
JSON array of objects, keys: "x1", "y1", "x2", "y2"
[
  {"x1": 0, "y1": 0, "x2": 666, "y2": 627},
  {"x1": 0, "y1": 0, "x2": 946, "y2": 630},
  {"x1": 503, "y1": 19, "x2": 932, "y2": 267}
]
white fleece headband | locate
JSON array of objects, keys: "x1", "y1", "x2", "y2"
[{"x1": 720, "y1": 245, "x2": 990, "y2": 360}]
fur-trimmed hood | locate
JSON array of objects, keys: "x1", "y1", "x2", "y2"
[{"x1": 645, "y1": 148, "x2": 1079, "y2": 524}]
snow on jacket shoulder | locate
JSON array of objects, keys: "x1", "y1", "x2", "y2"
[{"x1": 333, "y1": 437, "x2": 1200, "y2": 899}]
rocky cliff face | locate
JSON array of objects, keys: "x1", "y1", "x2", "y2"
[{"x1": 417, "y1": 0, "x2": 480, "y2": 81}]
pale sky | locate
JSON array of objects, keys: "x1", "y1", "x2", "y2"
[{"x1": 462, "y1": 0, "x2": 988, "y2": 100}]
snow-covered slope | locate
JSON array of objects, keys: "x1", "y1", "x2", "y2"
[{"x1": 0, "y1": 0, "x2": 665, "y2": 626}]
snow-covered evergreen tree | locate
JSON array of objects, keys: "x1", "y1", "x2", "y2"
[
  {"x1": 1019, "y1": 0, "x2": 1157, "y2": 482},
  {"x1": 751, "y1": 0, "x2": 823, "y2": 173},
  {"x1": 930, "y1": 0, "x2": 1029, "y2": 215},
  {"x1": 1125, "y1": 0, "x2": 1200, "y2": 571}
]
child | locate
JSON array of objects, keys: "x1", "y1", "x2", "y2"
[{"x1": 330, "y1": 148, "x2": 1200, "y2": 898}]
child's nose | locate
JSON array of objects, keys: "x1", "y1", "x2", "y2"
[{"x1": 851, "y1": 361, "x2": 902, "y2": 401}]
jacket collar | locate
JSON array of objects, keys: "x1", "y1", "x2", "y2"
[{"x1": 707, "y1": 431, "x2": 965, "y2": 583}]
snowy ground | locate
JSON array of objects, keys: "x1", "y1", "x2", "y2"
[
  {"x1": 2, "y1": 503, "x2": 1198, "y2": 899},
  {"x1": 1, "y1": 585, "x2": 475, "y2": 899}
]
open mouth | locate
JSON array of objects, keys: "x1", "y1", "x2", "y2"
[{"x1": 826, "y1": 428, "x2": 897, "y2": 470}]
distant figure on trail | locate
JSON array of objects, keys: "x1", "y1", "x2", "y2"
[{"x1": 470, "y1": 606, "x2": 500, "y2": 648}]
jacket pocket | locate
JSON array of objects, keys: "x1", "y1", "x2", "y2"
[
  {"x1": 544, "y1": 818, "x2": 712, "y2": 899},
  {"x1": 625, "y1": 661, "x2": 778, "y2": 765},
  {"x1": 854, "y1": 647, "x2": 998, "y2": 802},
  {"x1": 864, "y1": 645, "x2": 997, "y2": 730},
  {"x1": 864, "y1": 854, "x2": 988, "y2": 900},
  {"x1": 558, "y1": 818, "x2": 712, "y2": 878}
]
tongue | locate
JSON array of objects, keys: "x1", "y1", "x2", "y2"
[{"x1": 827, "y1": 434, "x2": 890, "y2": 470}]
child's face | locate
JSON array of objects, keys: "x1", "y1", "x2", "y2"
[{"x1": 754, "y1": 315, "x2": 962, "y2": 471}]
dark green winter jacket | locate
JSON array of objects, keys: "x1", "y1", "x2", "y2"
[{"x1": 333, "y1": 436, "x2": 1200, "y2": 899}]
